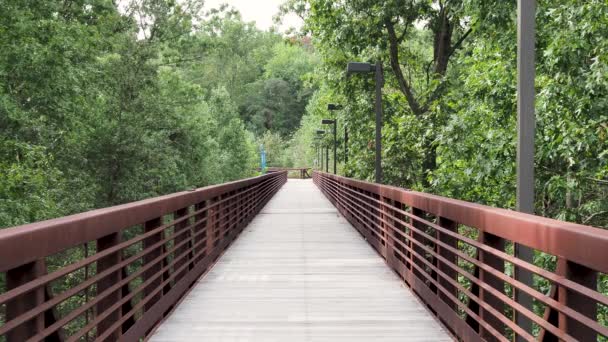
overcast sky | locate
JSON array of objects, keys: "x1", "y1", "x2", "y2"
[{"x1": 204, "y1": 0, "x2": 303, "y2": 32}]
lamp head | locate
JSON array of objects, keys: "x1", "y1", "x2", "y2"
[
  {"x1": 321, "y1": 119, "x2": 335, "y2": 125},
  {"x1": 327, "y1": 104, "x2": 343, "y2": 111},
  {"x1": 346, "y1": 62, "x2": 375, "y2": 74}
]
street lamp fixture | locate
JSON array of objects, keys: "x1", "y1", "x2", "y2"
[
  {"x1": 346, "y1": 62, "x2": 376, "y2": 74},
  {"x1": 321, "y1": 119, "x2": 337, "y2": 174},
  {"x1": 346, "y1": 61, "x2": 384, "y2": 183}
]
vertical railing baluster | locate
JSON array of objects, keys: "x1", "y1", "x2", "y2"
[
  {"x1": 173, "y1": 208, "x2": 190, "y2": 282},
  {"x1": 194, "y1": 201, "x2": 207, "y2": 265},
  {"x1": 411, "y1": 208, "x2": 427, "y2": 282},
  {"x1": 96, "y1": 232, "x2": 123, "y2": 341},
  {"x1": 206, "y1": 198, "x2": 217, "y2": 260},
  {"x1": 84, "y1": 242, "x2": 90, "y2": 342},
  {"x1": 393, "y1": 202, "x2": 409, "y2": 274},
  {"x1": 557, "y1": 258, "x2": 597, "y2": 341},
  {"x1": 6, "y1": 260, "x2": 46, "y2": 341},
  {"x1": 437, "y1": 217, "x2": 458, "y2": 311},
  {"x1": 143, "y1": 217, "x2": 163, "y2": 312},
  {"x1": 384, "y1": 198, "x2": 397, "y2": 271},
  {"x1": 478, "y1": 232, "x2": 505, "y2": 340}
]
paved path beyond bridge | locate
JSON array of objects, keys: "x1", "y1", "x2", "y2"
[{"x1": 150, "y1": 179, "x2": 451, "y2": 341}]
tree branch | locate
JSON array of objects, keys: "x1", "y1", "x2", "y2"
[
  {"x1": 385, "y1": 19, "x2": 424, "y2": 116},
  {"x1": 447, "y1": 26, "x2": 473, "y2": 60},
  {"x1": 583, "y1": 211, "x2": 608, "y2": 225},
  {"x1": 586, "y1": 177, "x2": 608, "y2": 185}
]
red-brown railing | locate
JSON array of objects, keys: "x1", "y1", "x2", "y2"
[
  {"x1": 0, "y1": 172, "x2": 287, "y2": 342},
  {"x1": 314, "y1": 171, "x2": 608, "y2": 342}
]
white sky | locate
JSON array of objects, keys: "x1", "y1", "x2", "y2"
[{"x1": 204, "y1": 0, "x2": 303, "y2": 32}]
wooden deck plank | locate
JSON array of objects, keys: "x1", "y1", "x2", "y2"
[{"x1": 150, "y1": 179, "x2": 451, "y2": 341}]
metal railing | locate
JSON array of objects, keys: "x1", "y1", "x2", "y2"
[
  {"x1": 0, "y1": 172, "x2": 287, "y2": 342},
  {"x1": 313, "y1": 171, "x2": 608, "y2": 342}
]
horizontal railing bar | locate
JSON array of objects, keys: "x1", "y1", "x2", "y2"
[
  {"x1": 321, "y1": 183, "x2": 517, "y2": 342},
  {"x1": 22, "y1": 230, "x2": 209, "y2": 341},
  {"x1": 323, "y1": 175, "x2": 608, "y2": 307},
  {"x1": 11, "y1": 173, "x2": 285, "y2": 341},
  {"x1": 317, "y1": 172, "x2": 608, "y2": 273},
  {"x1": 0, "y1": 223, "x2": 200, "y2": 337},
  {"x1": 0, "y1": 173, "x2": 282, "y2": 272},
  {"x1": 116, "y1": 179, "x2": 283, "y2": 341},
  {"x1": 0, "y1": 175, "x2": 275, "y2": 304},
  {"x1": 73, "y1": 176, "x2": 283, "y2": 342},
  {"x1": 323, "y1": 179, "x2": 608, "y2": 337},
  {"x1": 316, "y1": 176, "x2": 605, "y2": 337},
  {"x1": 0, "y1": 212, "x2": 206, "y2": 308}
]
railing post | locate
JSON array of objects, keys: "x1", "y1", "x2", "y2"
[
  {"x1": 96, "y1": 232, "x2": 123, "y2": 341},
  {"x1": 228, "y1": 191, "x2": 236, "y2": 235},
  {"x1": 194, "y1": 201, "x2": 207, "y2": 265},
  {"x1": 378, "y1": 195, "x2": 387, "y2": 257},
  {"x1": 383, "y1": 198, "x2": 397, "y2": 270},
  {"x1": 557, "y1": 258, "x2": 597, "y2": 341},
  {"x1": 238, "y1": 188, "x2": 245, "y2": 228},
  {"x1": 411, "y1": 208, "x2": 427, "y2": 282},
  {"x1": 478, "y1": 232, "x2": 505, "y2": 340},
  {"x1": 6, "y1": 260, "x2": 46, "y2": 341},
  {"x1": 437, "y1": 217, "x2": 458, "y2": 310},
  {"x1": 206, "y1": 198, "x2": 217, "y2": 259},
  {"x1": 393, "y1": 202, "x2": 409, "y2": 276},
  {"x1": 173, "y1": 207, "x2": 191, "y2": 282},
  {"x1": 143, "y1": 217, "x2": 163, "y2": 312}
]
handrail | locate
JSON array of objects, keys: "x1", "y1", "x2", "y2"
[
  {"x1": 0, "y1": 171, "x2": 287, "y2": 342},
  {"x1": 313, "y1": 171, "x2": 608, "y2": 342}
]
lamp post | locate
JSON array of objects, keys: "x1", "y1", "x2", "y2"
[
  {"x1": 316, "y1": 130, "x2": 327, "y2": 173},
  {"x1": 515, "y1": 0, "x2": 535, "y2": 338},
  {"x1": 322, "y1": 118, "x2": 337, "y2": 174},
  {"x1": 347, "y1": 61, "x2": 384, "y2": 183},
  {"x1": 327, "y1": 104, "x2": 343, "y2": 175},
  {"x1": 344, "y1": 126, "x2": 348, "y2": 164}
]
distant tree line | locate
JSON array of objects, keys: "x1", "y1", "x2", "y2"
[{"x1": 0, "y1": 0, "x2": 318, "y2": 228}]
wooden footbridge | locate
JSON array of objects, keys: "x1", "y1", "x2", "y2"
[{"x1": 1, "y1": 172, "x2": 607, "y2": 341}]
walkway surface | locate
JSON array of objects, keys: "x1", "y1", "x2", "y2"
[{"x1": 150, "y1": 179, "x2": 451, "y2": 341}]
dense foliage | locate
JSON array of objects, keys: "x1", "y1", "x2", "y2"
[
  {"x1": 284, "y1": 0, "x2": 608, "y2": 230},
  {"x1": 280, "y1": 1, "x2": 608, "y2": 335},
  {"x1": 0, "y1": 0, "x2": 607, "y2": 339},
  {"x1": 0, "y1": 0, "x2": 317, "y2": 228}
]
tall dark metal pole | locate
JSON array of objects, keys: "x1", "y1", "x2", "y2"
[
  {"x1": 374, "y1": 61, "x2": 384, "y2": 184},
  {"x1": 515, "y1": 0, "x2": 535, "y2": 338},
  {"x1": 333, "y1": 120, "x2": 337, "y2": 174},
  {"x1": 325, "y1": 146, "x2": 329, "y2": 173},
  {"x1": 344, "y1": 126, "x2": 348, "y2": 164},
  {"x1": 320, "y1": 145, "x2": 323, "y2": 171}
]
